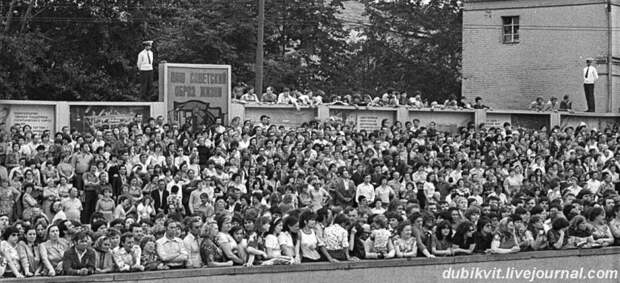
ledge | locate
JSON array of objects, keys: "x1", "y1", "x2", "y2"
[
  {"x1": 3, "y1": 247, "x2": 619, "y2": 283},
  {"x1": 559, "y1": 112, "x2": 620, "y2": 117},
  {"x1": 240, "y1": 103, "x2": 316, "y2": 110},
  {"x1": 486, "y1": 109, "x2": 552, "y2": 115}
]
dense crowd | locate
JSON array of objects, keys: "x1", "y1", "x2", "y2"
[{"x1": 0, "y1": 108, "x2": 619, "y2": 278}]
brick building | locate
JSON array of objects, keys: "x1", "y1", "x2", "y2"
[{"x1": 462, "y1": 0, "x2": 620, "y2": 112}]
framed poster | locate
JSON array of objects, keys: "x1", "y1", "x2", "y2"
[{"x1": 69, "y1": 105, "x2": 150, "y2": 133}]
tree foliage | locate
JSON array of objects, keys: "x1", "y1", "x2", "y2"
[
  {"x1": 0, "y1": 0, "x2": 462, "y2": 101},
  {"x1": 345, "y1": 0, "x2": 462, "y2": 101}
]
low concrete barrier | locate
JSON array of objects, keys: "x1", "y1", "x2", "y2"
[
  {"x1": 2, "y1": 99, "x2": 619, "y2": 134},
  {"x1": 4, "y1": 247, "x2": 619, "y2": 283}
]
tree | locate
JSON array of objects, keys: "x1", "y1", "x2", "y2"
[{"x1": 348, "y1": 0, "x2": 462, "y2": 101}]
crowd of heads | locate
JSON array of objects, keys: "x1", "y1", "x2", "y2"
[
  {"x1": 233, "y1": 84, "x2": 491, "y2": 110},
  {"x1": 0, "y1": 108, "x2": 619, "y2": 277}
]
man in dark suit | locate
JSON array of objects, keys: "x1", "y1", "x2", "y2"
[
  {"x1": 333, "y1": 170, "x2": 356, "y2": 207},
  {"x1": 63, "y1": 231, "x2": 96, "y2": 276},
  {"x1": 351, "y1": 164, "x2": 366, "y2": 186},
  {"x1": 151, "y1": 179, "x2": 169, "y2": 214}
]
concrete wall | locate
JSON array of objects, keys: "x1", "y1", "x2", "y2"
[
  {"x1": 6, "y1": 247, "x2": 620, "y2": 283},
  {"x1": 243, "y1": 105, "x2": 318, "y2": 128},
  {"x1": 463, "y1": 0, "x2": 613, "y2": 112},
  {"x1": 409, "y1": 110, "x2": 475, "y2": 132},
  {"x1": 0, "y1": 100, "x2": 167, "y2": 133},
  {"x1": 229, "y1": 103, "x2": 620, "y2": 132},
  {"x1": 2, "y1": 100, "x2": 619, "y2": 134}
]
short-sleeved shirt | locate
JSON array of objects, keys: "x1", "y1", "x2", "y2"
[
  {"x1": 323, "y1": 224, "x2": 349, "y2": 251},
  {"x1": 264, "y1": 234, "x2": 282, "y2": 257},
  {"x1": 299, "y1": 229, "x2": 323, "y2": 260}
]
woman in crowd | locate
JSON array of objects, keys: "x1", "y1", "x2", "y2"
[
  {"x1": 431, "y1": 220, "x2": 454, "y2": 256},
  {"x1": 523, "y1": 215, "x2": 547, "y2": 250},
  {"x1": 490, "y1": 217, "x2": 520, "y2": 254},
  {"x1": 297, "y1": 211, "x2": 336, "y2": 263},
  {"x1": 39, "y1": 225, "x2": 69, "y2": 276},
  {"x1": 216, "y1": 214, "x2": 246, "y2": 265},
  {"x1": 567, "y1": 215, "x2": 595, "y2": 248},
  {"x1": 95, "y1": 187, "x2": 116, "y2": 223},
  {"x1": 588, "y1": 207, "x2": 614, "y2": 247},
  {"x1": 452, "y1": 221, "x2": 476, "y2": 255},
  {"x1": 93, "y1": 235, "x2": 115, "y2": 273},
  {"x1": 278, "y1": 215, "x2": 299, "y2": 260},
  {"x1": 1, "y1": 226, "x2": 24, "y2": 277},
  {"x1": 20, "y1": 184, "x2": 39, "y2": 221},
  {"x1": 547, "y1": 217, "x2": 570, "y2": 250},
  {"x1": 17, "y1": 225, "x2": 40, "y2": 276}
]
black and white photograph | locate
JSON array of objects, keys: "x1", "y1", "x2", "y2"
[{"x1": 1, "y1": 0, "x2": 620, "y2": 282}]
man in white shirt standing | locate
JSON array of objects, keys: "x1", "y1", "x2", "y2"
[
  {"x1": 137, "y1": 40, "x2": 154, "y2": 99},
  {"x1": 583, "y1": 57, "x2": 598, "y2": 112}
]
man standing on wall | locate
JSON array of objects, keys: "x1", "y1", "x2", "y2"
[
  {"x1": 583, "y1": 58, "x2": 598, "y2": 112},
  {"x1": 137, "y1": 40, "x2": 154, "y2": 99}
]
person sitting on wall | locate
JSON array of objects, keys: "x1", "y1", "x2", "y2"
[
  {"x1": 559, "y1": 95, "x2": 573, "y2": 111},
  {"x1": 277, "y1": 88, "x2": 301, "y2": 110},
  {"x1": 443, "y1": 95, "x2": 459, "y2": 109},
  {"x1": 528, "y1": 97, "x2": 545, "y2": 111},
  {"x1": 239, "y1": 88, "x2": 260, "y2": 103},
  {"x1": 543, "y1": 97, "x2": 560, "y2": 112},
  {"x1": 408, "y1": 92, "x2": 424, "y2": 109},
  {"x1": 459, "y1": 97, "x2": 473, "y2": 109},
  {"x1": 261, "y1": 86, "x2": 277, "y2": 103},
  {"x1": 472, "y1": 97, "x2": 490, "y2": 109}
]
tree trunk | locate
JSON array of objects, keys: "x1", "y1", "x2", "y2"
[
  {"x1": 4, "y1": 0, "x2": 18, "y2": 33},
  {"x1": 20, "y1": 0, "x2": 34, "y2": 33}
]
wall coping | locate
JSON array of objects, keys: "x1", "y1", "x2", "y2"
[
  {"x1": 559, "y1": 112, "x2": 620, "y2": 117},
  {"x1": 3, "y1": 247, "x2": 619, "y2": 283},
  {"x1": 486, "y1": 109, "x2": 552, "y2": 115},
  {"x1": 0, "y1": 100, "x2": 156, "y2": 106}
]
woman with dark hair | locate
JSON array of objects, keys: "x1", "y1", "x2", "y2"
[
  {"x1": 547, "y1": 216, "x2": 570, "y2": 250},
  {"x1": 245, "y1": 216, "x2": 291, "y2": 265},
  {"x1": 588, "y1": 206, "x2": 614, "y2": 247},
  {"x1": 296, "y1": 211, "x2": 336, "y2": 263},
  {"x1": 215, "y1": 214, "x2": 246, "y2": 265},
  {"x1": 473, "y1": 217, "x2": 494, "y2": 253},
  {"x1": 431, "y1": 220, "x2": 454, "y2": 256},
  {"x1": 567, "y1": 215, "x2": 595, "y2": 248},
  {"x1": 264, "y1": 218, "x2": 290, "y2": 263},
  {"x1": 1, "y1": 226, "x2": 24, "y2": 277},
  {"x1": 21, "y1": 183, "x2": 39, "y2": 221},
  {"x1": 17, "y1": 225, "x2": 40, "y2": 276},
  {"x1": 278, "y1": 215, "x2": 299, "y2": 260},
  {"x1": 452, "y1": 221, "x2": 476, "y2": 255}
]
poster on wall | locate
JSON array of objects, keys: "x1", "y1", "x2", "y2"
[
  {"x1": 159, "y1": 63, "x2": 231, "y2": 125},
  {"x1": 329, "y1": 108, "x2": 395, "y2": 131},
  {"x1": 69, "y1": 105, "x2": 150, "y2": 133},
  {"x1": 0, "y1": 104, "x2": 56, "y2": 135}
]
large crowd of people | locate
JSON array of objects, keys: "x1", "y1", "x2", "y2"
[{"x1": 0, "y1": 105, "x2": 619, "y2": 278}]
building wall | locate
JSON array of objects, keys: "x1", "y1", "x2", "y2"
[{"x1": 463, "y1": 0, "x2": 612, "y2": 112}]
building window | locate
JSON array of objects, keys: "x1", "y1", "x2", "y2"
[{"x1": 502, "y1": 16, "x2": 519, "y2": 44}]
